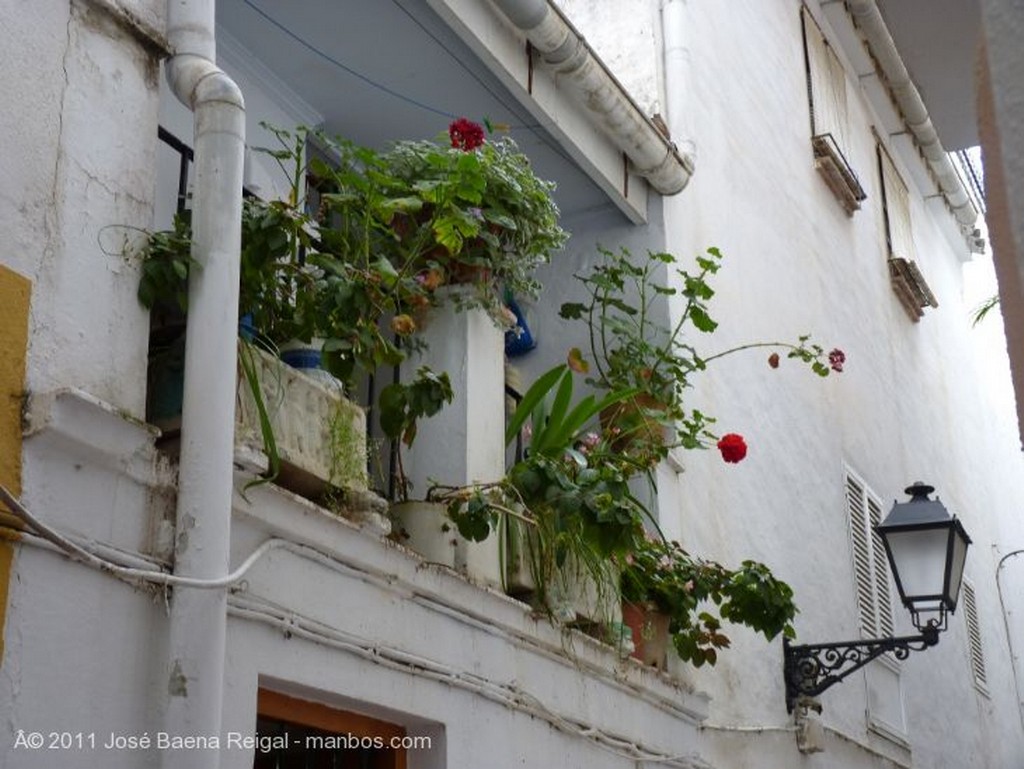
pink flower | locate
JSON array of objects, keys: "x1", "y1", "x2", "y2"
[
  {"x1": 449, "y1": 118, "x2": 485, "y2": 151},
  {"x1": 828, "y1": 348, "x2": 846, "y2": 373},
  {"x1": 717, "y1": 433, "x2": 747, "y2": 464}
]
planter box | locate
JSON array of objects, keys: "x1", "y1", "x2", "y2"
[
  {"x1": 235, "y1": 345, "x2": 368, "y2": 498},
  {"x1": 506, "y1": 519, "x2": 621, "y2": 628}
]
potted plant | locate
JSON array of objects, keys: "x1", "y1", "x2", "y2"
[
  {"x1": 378, "y1": 118, "x2": 569, "y2": 322},
  {"x1": 446, "y1": 361, "x2": 645, "y2": 624},
  {"x1": 619, "y1": 536, "x2": 798, "y2": 668}
]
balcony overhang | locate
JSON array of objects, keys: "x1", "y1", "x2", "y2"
[{"x1": 215, "y1": 0, "x2": 677, "y2": 224}]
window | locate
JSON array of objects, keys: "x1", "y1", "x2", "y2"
[
  {"x1": 255, "y1": 689, "x2": 409, "y2": 769},
  {"x1": 845, "y1": 471, "x2": 909, "y2": 740},
  {"x1": 801, "y1": 6, "x2": 866, "y2": 213},
  {"x1": 961, "y1": 581, "x2": 989, "y2": 694},
  {"x1": 845, "y1": 472, "x2": 894, "y2": 639},
  {"x1": 878, "y1": 143, "x2": 938, "y2": 321}
]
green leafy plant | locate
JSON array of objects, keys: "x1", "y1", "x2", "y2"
[
  {"x1": 379, "y1": 366, "x2": 454, "y2": 500},
  {"x1": 444, "y1": 360, "x2": 649, "y2": 621},
  {"x1": 560, "y1": 246, "x2": 844, "y2": 463},
  {"x1": 620, "y1": 536, "x2": 797, "y2": 667},
  {"x1": 379, "y1": 121, "x2": 569, "y2": 319}
]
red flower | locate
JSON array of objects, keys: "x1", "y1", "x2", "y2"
[
  {"x1": 717, "y1": 433, "x2": 747, "y2": 463},
  {"x1": 449, "y1": 118, "x2": 485, "y2": 151},
  {"x1": 768, "y1": 352, "x2": 780, "y2": 369},
  {"x1": 828, "y1": 348, "x2": 846, "y2": 373}
]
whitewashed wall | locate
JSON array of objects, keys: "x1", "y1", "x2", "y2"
[
  {"x1": 544, "y1": 0, "x2": 1024, "y2": 766},
  {"x1": 0, "y1": 0, "x2": 163, "y2": 418}
]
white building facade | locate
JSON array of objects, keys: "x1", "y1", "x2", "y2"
[{"x1": 1, "y1": 1, "x2": 1023, "y2": 768}]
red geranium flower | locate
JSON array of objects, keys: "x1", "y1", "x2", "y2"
[
  {"x1": 828, "y1": 348, "x2": 846, "y2": 373},
  {"x1": 717, "y1": 433, "x2": 747, "y2": 463},
  {"x1": 449, "y1": 118, "x2": 485, "y2": 151}
]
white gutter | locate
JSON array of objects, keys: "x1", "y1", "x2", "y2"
[
  {"x1": 847, "y1": 0, "x2": 978, "y2": 232},
  {"x1": 163, "y1": 2, "x2": 245, "y2": 767},
  {"x1": 487, "y1": 0, "x2": 694, "y2": 195}
]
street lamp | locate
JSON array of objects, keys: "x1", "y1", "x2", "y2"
[{"x1": 783, "y1": 482, "x2": 971, "y2": 712}]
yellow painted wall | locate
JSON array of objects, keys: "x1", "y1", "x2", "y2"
[{"x1": 0, "y1": 264, "x2": 31, "y2": 663}]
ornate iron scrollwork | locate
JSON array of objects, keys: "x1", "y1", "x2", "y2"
[{"x1": 783, "y1": 624, "x2": 940, "y2": 712}]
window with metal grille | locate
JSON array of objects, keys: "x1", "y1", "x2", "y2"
[
  {"x1": 961, "y1": 581, "x2": 989, "y2": 694},
  {"x1": 800, "y1": 5, "x2": 866, "y2": 213},
  {"x1": 845, "y1": 472, "x2": 895, "y2": 640}
]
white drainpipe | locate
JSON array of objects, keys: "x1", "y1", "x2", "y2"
[
  {"x1": 846, "y1": 0, "x2": 977, "y2": 232},
  {"x1": 163, "y1": 1, "x2": 245, "y2": 766},
  {"x1": 487, "y1": 0, "x2": 694, "y2": 195},
  {"x1": 661, "y1": 0, "x2": 695, "y2": 163}
]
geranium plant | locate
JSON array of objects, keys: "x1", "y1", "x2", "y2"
[
  {"x1": 620, "y1": 536, "x2": 797, "y2": 667},
  {"x1": 378, "y1": 118, "x2": 569, "y2": 319},
  {"x1": 559, "y1": 246, "x2": 844, "y2": 464}
]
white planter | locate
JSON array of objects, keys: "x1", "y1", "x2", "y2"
[
  {"x1": 389, "y1": 501, "x2": 460, "y2": 569},
  {"x1": 235, "y1": 344, "x2": 368, "y2": 498},
  {"x1": 505, "y1": 519, "x2": 621, "y2": 627},
  {"x1": 390, "y1": 501, "x2": 503, "y2": 588}
]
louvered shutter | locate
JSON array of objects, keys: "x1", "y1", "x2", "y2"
[
  {"x1": 846, "y1": 471, "x2": 896, "y2": 639},
  {"x1": 847, "y1": 475, "x2": 877, "y2": 636},
  {"x1": 868, "y1": 496, "x2": 895, "y2": 637},
  {"x1": 962, "y1": 582, "x2": 988, "y2": 691}
]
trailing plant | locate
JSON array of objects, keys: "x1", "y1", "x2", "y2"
[{"x1": 619, "y1": 536, "x2": 797, "y2": 667}]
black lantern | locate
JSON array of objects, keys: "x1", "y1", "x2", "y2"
[
  {"x1": 875, "y1": 482, "x2": 971, "y2": 629},
  {"x1": 783, "y1": 482, "x2": 971, "y2": 712}
]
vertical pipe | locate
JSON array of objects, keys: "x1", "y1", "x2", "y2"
[
  {"x1": 163, "y1": 3, "x2": 245, "y2": 766},
  {"x1": 661, "y1": 0, "x2": 695, "y2": 162}
]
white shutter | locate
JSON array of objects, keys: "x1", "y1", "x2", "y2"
[
  {"x1": 868, "y1": 496, "x2": 895, "y2": 638},
  {"x1": 847, "y1": 475, "x2": 877, "y2": 636},
  {"x1": 846, "y1": 470, "x2": 895, "y2": 639},
  {"x1": 962, "y1": 581, "x2": 988, "y2": 692}
]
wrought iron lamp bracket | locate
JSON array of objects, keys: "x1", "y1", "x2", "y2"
[{"x1": 783, "y1": 624, "x2": 940, "y2": 713}]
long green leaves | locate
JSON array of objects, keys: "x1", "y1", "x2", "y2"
[{"x1": 504, "y1": 364, "x2": 638, "y2": 456}]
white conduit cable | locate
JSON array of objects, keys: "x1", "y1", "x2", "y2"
[
  {"x1": 996, "y1": 549, "x2": 1024, "y2": 732},
  {"x1": 0, "y1": 483, "x2": 285, "y2": 589}
]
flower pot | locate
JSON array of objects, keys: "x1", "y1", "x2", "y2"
[
  {"x1": 504, "y1": 519, "x2": 621, "y2": 627},
  {"x1": 622, "y1": 602, "x2": 671, "y2": 669}
]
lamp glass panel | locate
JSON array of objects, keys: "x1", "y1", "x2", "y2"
[
  {"x1": 884, "y1": 528, "x2": 949, "y2": 603},
  {"x1": 945, "y1": 528, "x2": 969, "y2": 608}
]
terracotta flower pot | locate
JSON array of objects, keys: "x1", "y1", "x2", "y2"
[{"x1": 622, "y1": 602, "x2": 671, "y2": 669}]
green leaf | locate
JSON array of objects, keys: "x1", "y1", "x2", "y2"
[{"x1": 504, "y1": 365, "x2": 567, "y2": 447}]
